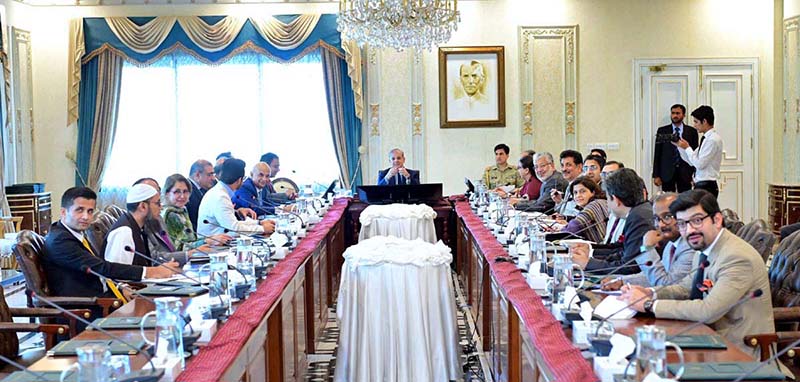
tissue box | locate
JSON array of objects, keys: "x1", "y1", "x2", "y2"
[
  {"x1": 150, "y1": 356, "x2": 183, "y2": 381},
  {"x1": 594, "y1": 356, "x2": 631, "y2": 382},
  {"x1": 526, "y1": 273, "x2": 549, "y2": 290},
  {"x1": 572, "y1": 320, "x2": 601, "y2": 347},
  {"x1": 191, "y1": 319, "x2": 218, "y2": 343}
]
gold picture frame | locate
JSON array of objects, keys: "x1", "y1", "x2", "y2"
[{"x1": 438, "y1": 46, "x2": 505, "y2": 128}]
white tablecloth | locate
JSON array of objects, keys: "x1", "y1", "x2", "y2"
[
  {"x1": 335, "y1": 236, "x2": 461, "y2": 382},
  {"x1": 358, "y1": 204, "x2": 437, "y2": 243}
]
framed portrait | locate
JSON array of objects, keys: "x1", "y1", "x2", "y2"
[{"x1": 438, "y1": 46, "x2": 505, "y2": 128}]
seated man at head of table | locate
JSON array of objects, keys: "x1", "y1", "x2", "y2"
[
  {"x1": 42, "y1": 187, "x2": 176, "y2": 299},
  {"x1": 483, "y1": 143, "x2": 523, "y2": 190},
  {"x1": 234, "y1": 161, "x2": 275, "y2": 215},
  {"x1": 511, "y1": 152, "x2": 567, "y2": 213},
  {"x1": 260, "y1": 152, "x2": 297, "y2": 203},
  {"x1": 620, "y1": 190, "x2": 774, "y2": 353},
  {"x1": 570, "y1": 168, "x2": 654, "y2": 275},
  {"x1": 601, "y1": 192, "x2": 697, "y2": 289},
  {"x1": 198, "y1": 158, "x2": 276, "y2": 237},
  {"x1": 377, "y1": 148, "x2": 420, "y2": 186}
]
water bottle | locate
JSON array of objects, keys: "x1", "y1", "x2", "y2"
[
  {"x1": 530, "y1": 224, "x2": 548, "y2": 275},
  {"x1": 632, "y1": 325, "x2": 684, "y2": 381},
  {"x1": 235, "y1": 237, "x2": 256, "y2": 292},
  {"x1": 550, "y1": 253, "x2": 585, "y2": 305},
  {"x1": 60, "y1": 344, "x2": 112, "y2": 382},
  {"x1": 140, "y1": 296, "x2": 185, "y2": 369},
  {"x1": 276, "y1": 210, "x2": 291, "y2": 237},
  {"x1": 201, "y1": 253, "x2": 231, "y2": 316}
]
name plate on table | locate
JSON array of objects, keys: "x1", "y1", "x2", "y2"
[
  {"x1": 669, "y1": 334, "x2": 728, "y2": 349},
  {"x1": 667, "y1": 362, "x2": 784, "y2": 380},
  {"x1": 90, "y1": 315, "x2": 157, "y2": 330},
  {"x1": 47, "y1": 339, "x2": 145, "y2": 356},
  {"x1": 134, "y1": 284, "x2": 208, "y2": 297}
]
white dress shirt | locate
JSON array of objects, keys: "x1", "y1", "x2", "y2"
[
  {"x1": 678, "y1": 128, "x2": 723, "y2": 183},
  {"x1": 104, "y1": 226, "x2": 137, "y2": 265},
  {"x1": 197, "y1": 182, "x2": 265, "y2": 237}
]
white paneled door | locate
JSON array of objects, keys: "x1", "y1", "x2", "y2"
[{"x1": 635, "y1": 59, "x2": 758, "y2": 222}]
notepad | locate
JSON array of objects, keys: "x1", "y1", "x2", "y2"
[
  {"x1": 668, "y1": 334, "x2": 728, "y2": 349},
  {"x1": 134, "y1": 284, "x2": 208, "y2": 297},
  {"x1": 90, "y1": 315, "x2": 157, "y2": 330},
  {"x1": 47, "y1": 339, "x2": 145, "y2": 356},
  {"x1": 667, "y1": 362, "x2": 785, "y2": 380},
  {"x1": 593, "y1": 295, "x2": 637, "y2": 320}
]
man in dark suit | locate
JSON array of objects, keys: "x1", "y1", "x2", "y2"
[
  {"x1": 652, "y1": 104, "x2": 699, "y2": 193},
  {"x1": 42, "y1": 187, "x2": 175, "y2": 299},
  {"x1": 514, "y1": 152, "x2": 568, "y2": 213},
  {"x1": 571, "y1": 168, "x2": 655, "y2": 275},
  {"x1": 235, "y1": 162, "x2": 274, "y2": 215},
  {"x1": 377, "y1": 148, "x2": 420, "y2": 185},
  {"x1": 186, "y1": 159, "x2": 215, "y2": 230}
]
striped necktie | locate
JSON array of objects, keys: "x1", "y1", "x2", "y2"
[{"x1": 82, "y1": 236, "x2": 127, "y2": 303}]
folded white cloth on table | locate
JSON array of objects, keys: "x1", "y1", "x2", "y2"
[
  {"x1": 359, "y1": 203, "x2": 436, "y2": 225},
  {"x1": 345, "y1": 236, "x2": 452, "y2": 268}
]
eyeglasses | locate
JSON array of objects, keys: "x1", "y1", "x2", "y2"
[
  {"x1": 149, "y1": 200, "x2": 162, "y2": 207},
  {"x1": 653, "y1": 214, "x2": 675, "y2": 225},
  {"x1": 170, "y1": 190, "x2": 190, "y2": 196},
  {"x1": 676, "y1": 214, "x2": 710, "y2": 230},
  {"x1": 582, "y1": 165, "x2": 599, "y2": 172}
]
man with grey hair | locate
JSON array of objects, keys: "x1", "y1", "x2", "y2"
[
  {"x1": 377, "y1": 148, "x2": 420, "y2": 185},
  {"x1": 512, "y1": 152, "x2": 567, "y2": 213},
  {"x1": 601, "y1": 192, "x2": 697, "y2": 289},
  {"x1": 234, "y1": 162, "x2": 273, "y2": 215}
]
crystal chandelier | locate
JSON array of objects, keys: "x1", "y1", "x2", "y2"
[{"x1": 337, "y1": 0, "x2": 460, "y2": 51}]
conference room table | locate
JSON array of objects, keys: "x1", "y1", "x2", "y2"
[
  {"x1": 450, "y1": 195, "x2": 777, "y2": 381},
  {"x1": 22, "y1": 197, "x2": 350, "y2": 382}
]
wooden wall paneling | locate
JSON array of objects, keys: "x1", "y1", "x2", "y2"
[
  {"x1": 267, "y1": 301, "x2": 284, "y2": 382},
  {"x1": 294, "y1": 264, "x2": 308, "y2": 382}
]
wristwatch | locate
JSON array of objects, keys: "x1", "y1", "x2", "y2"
[{"x1": 643, "y1": 299, "x2": 655, "y2": 313}]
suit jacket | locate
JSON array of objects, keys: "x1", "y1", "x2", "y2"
[
  {"x1": 262, "y1": 180, "x2": 291, "y2": 205},
  {"x1": 186, "y1": 180, "x2": 207, "y2": 231},
  {"x1": 652, "y1": 123, "x2": 699, "y2": 183},
  {"x1": 515, "y1": 172, "x2": 568, "y2": 213},
  {"x1": 235, "y1": 178, "x2": 274, "y2": 215},
  {"x1": 377, "y1": 168, "x2": 421, "y2": 186},
  {"x1": 621, "y1": 236, "x2": 697, "y2": 287},
  {"x1": 654, "y1": 230, "x2": 774, "y2": 353},
  {"x1": 43, "y1": 221, "x2": 144, "y2": 298},
  {"x1": 585, "y1": 201, "x2": 655, "y2": 275}
]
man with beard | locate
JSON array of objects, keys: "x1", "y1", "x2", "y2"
[
  {"x1": 653, "y1": 104, "x2": 698, "y2": 192},
  {"x1": 600, "y1": 192, "x2": 696, "y2": 289},
  {"x1": 619, "y1": 190, "x2": 773, "y2": 353},
  {"x1": 512, "y1": 152, "x2": 567, "y2": 213}
]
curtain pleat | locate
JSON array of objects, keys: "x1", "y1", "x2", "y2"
[
  {"x1": 0, "y1": 26, "x2": 12, "y2": 233},
  {"x1": 321, "y1": 49, "x2": 362, "y2": 190},
  {"x1": 176, "y1": 16, "x2": 246, "y2": 53},
  {"x1": 67, "y1": 19, "x2": 85, "y2": 126},
  {"x1": 341, "y1": 39, "x2": 363, "y2": 121},
  {"x1": 249, "y1": 14, "x2": 320, "y2": 51},
  {"x1": 76, "y1": 51, "x2": 123, "y2": 189},
  {"x1": 106, "y1": 17, "x2": 177, "y2": 54}
]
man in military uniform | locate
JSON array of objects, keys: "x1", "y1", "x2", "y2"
[{"x1": 483, "y1": 143, "x2": 523, "y2": 189}]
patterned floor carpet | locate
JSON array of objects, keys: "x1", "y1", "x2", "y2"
[{"x1": 305, "y1": 275, "x2": 492, "y2": 382}]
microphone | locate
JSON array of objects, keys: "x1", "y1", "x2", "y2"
[
  {"x1": 202, "y1": 220, "x2": 272, "y2": 246},
  {"x1": 242, "y1": 197, "x2": 307, "y2": 228},
  {"x1": 584, "y1": 260, "x2": 651, "y2": 276},
  {"x1": 237, "y1": 197, "x2": 274, "y2": 216},
  {"x1": 0, "y1": 354, "x2": 51, "y2": 381},
  {"x1": 186, "y1": 229, "x2": 231, "y2": 247},
  {"x1": 593, "y1": 259, "x2": 711, "y2": 337},
  {"x1": 565, "y1": 260, "x2": 654, "y2": 311},
  {"x1": 666, "y1": 289, "x2": 764, "y2": 341},
  {"x1": 553, "y1": 217, "x2": 610, "y2": 242},
  {"x1": 31, "y1": 293, "x2": 164, "y2": 382}
]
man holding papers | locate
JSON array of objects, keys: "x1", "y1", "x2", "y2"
[
  {"x1": 619, "y1": 190, "x2": 773, "y2": 353},
  {"x1": 601, "y1": 192, "x2": 696, "y2": 289}
]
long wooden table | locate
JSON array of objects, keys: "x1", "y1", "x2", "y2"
[
  {"x1": 452, "y1": 198, "x2": 767, "y2": 381},
  {"x1": 25, "y1": 198, "x2": 348, "y2": 382}
]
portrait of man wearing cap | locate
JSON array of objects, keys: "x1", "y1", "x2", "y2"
[{"x1": 103, "y1": 184, "x2": 178, "y2": 270}]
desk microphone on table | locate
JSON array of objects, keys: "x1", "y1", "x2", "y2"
[
  {"x1": 188, "y1": 230, "x2": 231, "y2": 247},
  {"x1": 666, "y1": 289, "x2": 763, "y2": 341},
  {"x1": 552, "y1": 217, "x2": 610, "y2": 242},
  {"x1": 193, "y1": 228, "x2": 270, "y2": 277},
  {"x1": 565, "y1": 258, "x2": 652, "y2": 311},
  {"x1": 201, "y1": 220, "x2": 273, "y2": 244},
  {"x1": 31, "y1": 293, "x2": 165, "y2": 382}
]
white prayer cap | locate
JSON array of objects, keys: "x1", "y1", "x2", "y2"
[{"x1": 126, "y1": 184, "x2": 158, "y2": 204}]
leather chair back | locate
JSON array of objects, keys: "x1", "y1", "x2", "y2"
[
  {"x1": 768, "y1": 230, "x2": 800, "y2": 307},
  {"x1": 12, "y1": 230, "x2": 51, "y2": 303},
  {"x1": 104, "y1": 205, "x2": 126, "y2": 220},
  {"x1": 722, "y1": 208, "x2": 744, "y2": 234},
  {"x1": 0, "y1": 285, "x2": 19, "y2": 365},
  {"x1": 737, "y1": 220, "x2": 776, "y2": 263},
  {"x1": 86, "y1": 211, "x2": 116, "y2": 254}
]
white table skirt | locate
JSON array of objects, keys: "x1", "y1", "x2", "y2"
[
  {"x1": 335, "y1": 238, "x2": 461, "y2": 382},
  {"x1": 358, "y1": 204, "x2": 437, "y2": 243}
]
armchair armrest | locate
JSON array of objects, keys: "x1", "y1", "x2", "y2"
[
  {"x1": 32, "y1": 296, "x2": 123, "y2": 317},
  {"x1": 9, "y1": 307, "x2": 92, "y2": 338},
  {"x1": 0, "y1": 322, "x2": 68, "y2": 350},
  {"x1": 772, "y1": 306, "x2": 800, "y2": 322},
  {"x1": 745, "y1": 331, "x2": 800, "y2": 362}
]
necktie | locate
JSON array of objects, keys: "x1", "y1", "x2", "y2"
[
  {"x1": 673, "y1": 127, "x2": 681, "y2": 165},
  {"x1": 667, "y1": 245, "x2": 676, "y2": 270},
  {"x1": 698, "y1": 135, "x2": 706, "y2": 151},
  {"x1": 689, "y1": 252, "x2": 708, "y2": 300},
  {"x1": 82, "y1": 237, "x2": 127, "y2": 303},
  {"x1": 605, "y1": 218, "x2": 620, "y2": 244},
  {"x1": 396, "y1": 173, "x2": 401, "y2": 185}
]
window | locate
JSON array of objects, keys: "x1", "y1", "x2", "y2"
[{"x1": 102, "y1": 51, "x2": 340, "y2": 192}]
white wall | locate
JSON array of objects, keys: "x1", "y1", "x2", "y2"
[{"x1": 0, "y1": 0, "x2": 784, "y2": 216}]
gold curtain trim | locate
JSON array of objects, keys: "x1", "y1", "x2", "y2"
[
  {"x1": 105, "y1": 17, "x2": 177, "y2": 54},
  {"x1": 67, "y1": 19, "x2": 85, "y2": 126},
  {"x1": 176, "y1": 16, "x2": 247, "y2": 53},
  {"x1": 342, "y1": 39, "x2": 363, "y2": 121},
  {"x1": 83, "y1": 39, "x2": 343, "y2": 67},
  {"x1": 249, "y1": 14, "x2": 320, "y2": 51}
]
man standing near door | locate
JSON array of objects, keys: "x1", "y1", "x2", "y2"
[
  {"x1": 674, "y1": 105, "x2": 723, "y2": 198},
  {"x1": 653, "y1": 104, "x2": 698, "y2": 192}
]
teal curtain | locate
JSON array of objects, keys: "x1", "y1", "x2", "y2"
[
  {"x1": 321, "y1": 49, "x2": 362, "y2": 190},
  {"x1": 75, "y1": 57, "x2": 98, "y2": 186}
]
